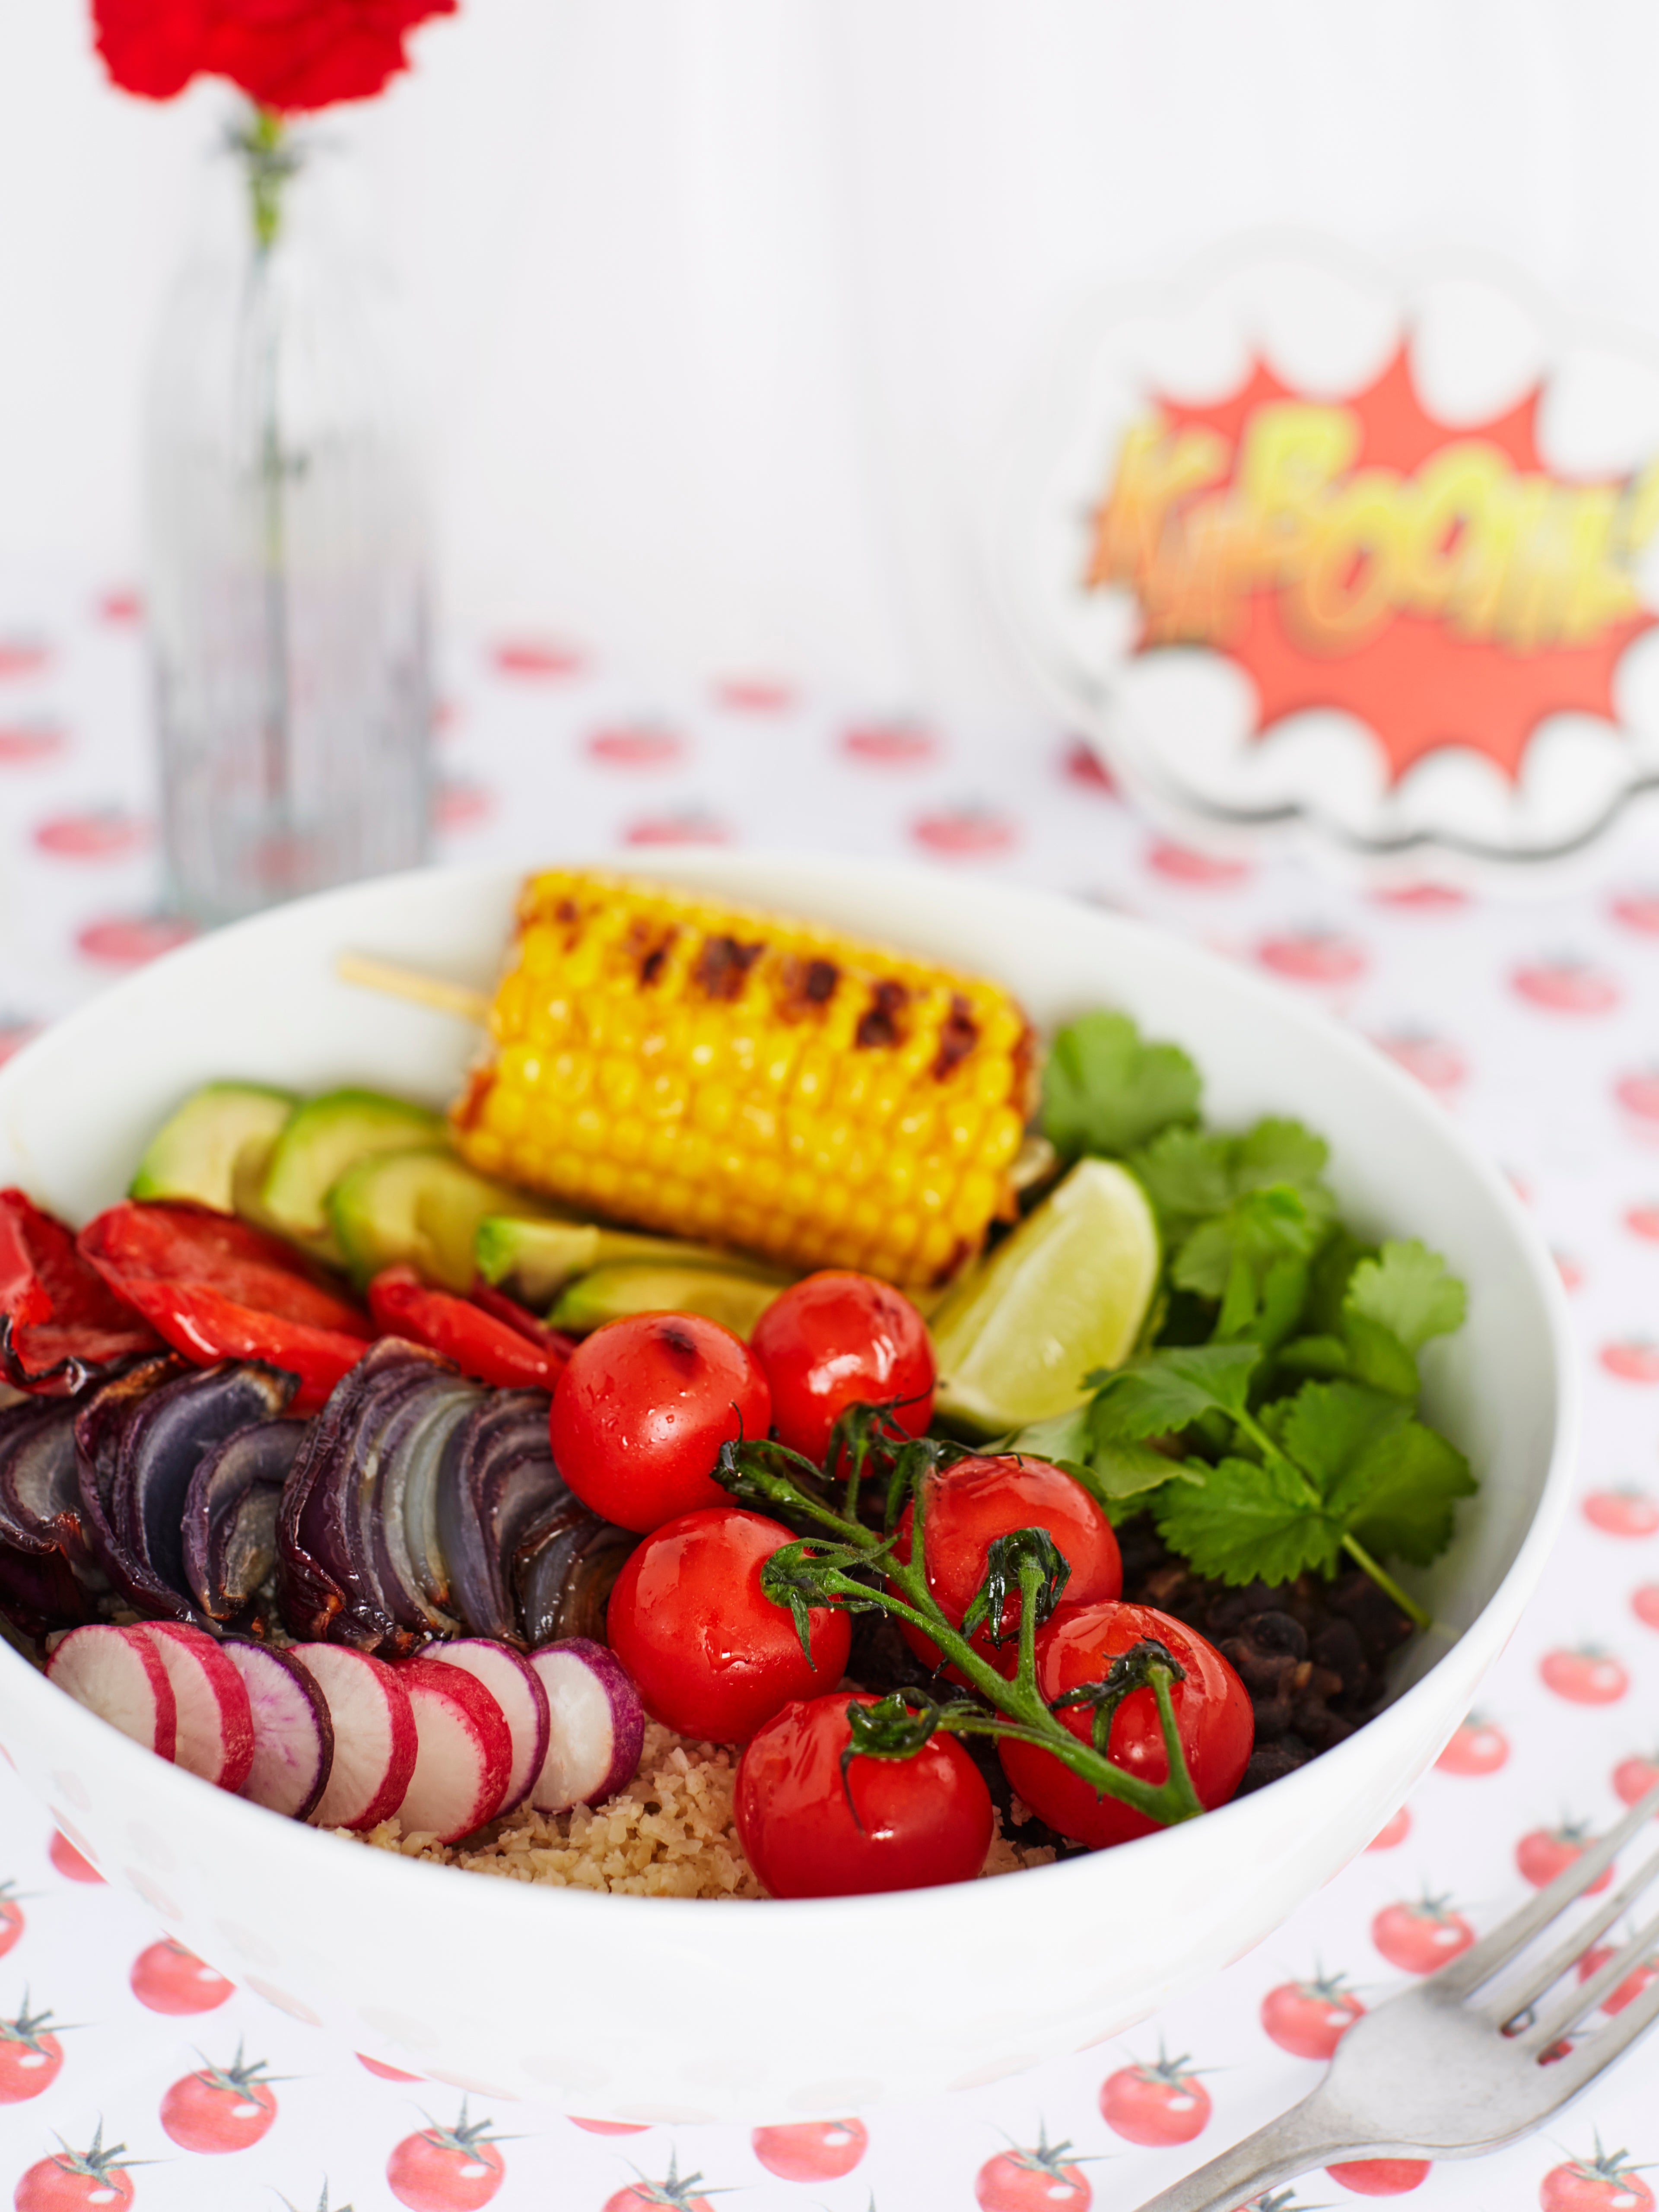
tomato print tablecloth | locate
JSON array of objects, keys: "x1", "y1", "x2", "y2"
[{"x1": 1, "y1": 567, "x2": 1658, "y2": 2212}]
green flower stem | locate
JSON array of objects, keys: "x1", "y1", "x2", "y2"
[
  {"x1": 731, "y1": 1446, "x2": 1207, "y2": 1830},
  {"x1": 1229, "y1": 1405, "x2": 1431, "y2": 1632}
]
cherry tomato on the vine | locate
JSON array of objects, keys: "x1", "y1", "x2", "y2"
[
  {"x1": 998, "y1": 1602, "x2": 1251, "y2": 1847},
  {"x1": 893, "y1": 1454, "x2": 1122, "y2": 1678},
  {"x1": 1541, "y1": 2149, "x2": 1655, "y2": 2212},
  {"x1": 1516, "y1": 1824, "x2": 1612, "y2": 1893},
  {"x1": 750, "y1": 1271, "x2": 934, "y2": 1464},
  {"x1": 607, "y1": 1506, "x2": 850, "y2": 1741},
  {"x1": 550, "y1": 1311, "x2": 771, "y2": 1533},
  {"x1": 751, "y1": 2119, "x2": 868, "y2": 2180},
  {"x1": 14, "y1": 2129, "x2": 136, "y2": 2212},
  {"x1": 736, "y1": 1691, "x2": 993, "y2": 1897},
  {"x1": 1371, "y1": 1896, "x2": 1474, "y2": 1973}
]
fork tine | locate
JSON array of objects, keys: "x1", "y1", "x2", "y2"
[
  {"x1": 1481, "y1": 1838, "x2": 1659, "y2": 2023},
  {"x1": 1431, "y1": 1775, "x2": 1659, "y2": 1999},
  {"x1": 1519, "y1": 1907, "x2": 1659, "y2": 2052},
  {"x1": 1540, "y1": 1960, "x2": 1659, "y2": 2099}
]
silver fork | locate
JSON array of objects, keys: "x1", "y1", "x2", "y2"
[{"x1": 1133, "y1": 1774, "x2": 1659, "y2": 2212}]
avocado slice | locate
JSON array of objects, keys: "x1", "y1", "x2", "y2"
[
  {"x1": 475, "y1": 1215, "x2": 787, "y2": 1308},
  {"x1": 551, "y1": 1261, "x2": 785, "y2": 1340},
  {"x1": 130, "y1": 1081, "x2": 299, "y2": 1213},
  {"x1": 259, "y1": 1089, "x2": 445, "y2": 1260},
  {"x1": 330, "y1": 1145, "x2": 555, "y2": 1292}
]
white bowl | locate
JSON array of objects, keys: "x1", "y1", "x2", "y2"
[{"x1": 0, "y1": 856, "x2": 1574, "y2": 2123}]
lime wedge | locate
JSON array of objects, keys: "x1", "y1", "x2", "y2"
[{"x1": 930, "y1": 1157, "x2": 1159, "y2": 1435}]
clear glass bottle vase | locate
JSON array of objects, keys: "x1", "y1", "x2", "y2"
[{"x1": 146, "y1": 108, "x2": 432, "y2": 927}]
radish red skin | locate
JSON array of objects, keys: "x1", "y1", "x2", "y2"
[
  {"x1": 394, "y1": 1656, "x2": 515, "y2": 1844},
  {"x1": 222, "y1": 1637, "x2": 334, "y2": 1821},
  {"x1": 136, "y1": 1621, "x2": 255, "y2": 1792},
  {"x1": 46, "y1": 1621, "x2": 178, "y2": 1762},
  {"x1": 526, "y1": 1638, "x2": 645, "y2": 1812},
  {"x1": 292, "y1": 1643, "x2": 417, "y2": 1830}
]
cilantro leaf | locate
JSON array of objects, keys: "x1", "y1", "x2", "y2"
[
  {"x1": 1130, "y1": 1126, "x2": 1235, "y2": 1232},
  {"x1": 1087, "y1": 1342, "x2": 1261, "y2": 1439},
  {"x1": 1043, "y1": 1012, "x2": 1202, "y2": 1160},
  {"x1": 1154, "y1": 1456, "x2": 1344, "y2": 1584},
  {"x1": 1173, "y1": 1184, "x2": 1328, "y2": 1348},
  {"x1": 1278, "y1": 1315, "x2": 1419, "y2": 1398},
  {"x1": 1342, "y1": 1421, "x2": 1475, "y2": 1565},
  {"x1": 1280, "y1": 1380, "x2": 1412, "y2": 1498},
  {"x1": 1346, "y1": 1241, "x2": 1467, "y2": 1354},
  {"x1": 1234, "y1": 1118, "x2": 1332, "y2": 1198}
]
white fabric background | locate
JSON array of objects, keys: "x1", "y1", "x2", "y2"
[{"x1": 7, "y1": 0, "x2": 1659, "y2": 722}]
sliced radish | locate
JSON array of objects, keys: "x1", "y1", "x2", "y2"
[
  {"x1": 422, "y1": 1639, "x2": 550, "y2": 1816},
  {"x1": 222, "y1": 1637, "x2": 334, "y2": 1821},
  {"x1": 46, "y1": 1622, "x2": 178, "y2": 1761},
  {"x1": 392, "y1": 1656, "x2": 514, "y2": 1845},
  {"x1": 291, "y1": 1643, "x2": 417, "y2": 1831},
  {"x1": 132, "y1": 1621, "x2": 256, "y2": 1793},
  {"x1": 527, "y1": 1638, "x2": 645, "y2": 1814}
]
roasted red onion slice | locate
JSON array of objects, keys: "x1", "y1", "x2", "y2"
[
  {"x1": 514, "y1": 1492, "x2": 636, "y2": 1647},
  {"x1": 182, "y1": 1418, "x2": 308, "y2": 1629},
  {"x1": 74, "y1": 1356, "x2": 297, "y2": 1626},
  {"x1": 278, "y1": 1339, "x2": 481, "y2": 1652},
  {"x1": 0, "y1": 1396, "x2": 101, "y2": 1632},
  {"x1": 372, "y1": 1376, "x2": 477, "y2": 1634},
  {"x1": 435, "y1": 1389, "x2": 565, "y2": 1646}
]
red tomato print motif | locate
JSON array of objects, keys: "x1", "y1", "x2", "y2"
[
  {"x1": 130, "y1": 1937, "x2": 235, "y2": 2014},
  {"x1": 1612, "y1": 1754, "x2": 1659, "y2": 1805},
  {"x1": 1541, "y1": 1647, "x2": 1630, "y2": 1703},
  {"x1": 432, "y1": 779, "x2": 492, "y2": 834},
  {"x1": 715, "y1": 676, "x2": 793, "y2": 712},
  {"x1": 1257, "y1": 929, "x2": 1368, "y2": 986},
  {"x1": 160, "y1": 2044, "x2": 277, "y2": 2151},
  {"x1": 1373, "y1": 1031, "x2": 1466, "y2": 1096},
  {"x1": 1146, "y1": 840, "x2": 1251, "y2": 887},
  {"x1": 14, "y1": 2125, "x2": 135, "y2": 2212},
  {"x1": 493, "y1": 638, "x2": 584, "y2": 678},
  {"x1": 569, "y1": 2116, "x2": 648, "y2": 2135},
  {"x1": 1062, "y1": 738, "x2": 1116, "y2": 793},
  {"x1": 1615, "y1": 1071, "x2": 1659, "y2": 1133},
  {"x1": 1601, "y1": 1342, "x2": 1659, "y2": 1384},
  {"x1": 0, "y1": 2000, "x2": 64, "y2": 2102},
  {"x1": 48, "y1": 1830, "x2": 104, "y2": 1883},
  {"x1": 0, "y1": 719, "x2": 67, "y2": 765},
  {"x1": 1576, "y1": 1945, "x2": 1659, "y2": 2015},
  {"x1": 33, "y1": 809, "x2": 148, "y2": 861},
  {"x1": 1367, "y1": 1805, "x2": 1411, "y2": 1850},
  {"x1": 1624, "y1": 1204, "x2": 1659, "y2": 1243},
  {"x1": 1437, "y1": 1714, "x2": 1509, "y2": 1776},
  {"x1": 842, "y1": 720, "x2": 937, "y2": 766},
  {"x1": 1260, "y1": 1974, "x2": 1365, "y2": 2059},
  {"x1": 1328, "y1": 2161, "x2": 1431, "y2": 2195},
  {"x1": 587, "y1": 724, "x2": 686, "y2": 769},
  {"x1": 912, "y1": 805, "x2": 1020, "y2": 858},
  {"x1": 1611, "y1": 889, "x2": 1659, "y2": 936},
  {"x1": 1372, "y1": 881, "x2": 1466, "y2": 910},
  {"x1": 388, "y1": 2101, "x2": 505, "y2": 2211},
  {"x1": 976, "y1": 2134, "x2": 1093, "y2": 2212},
  {"x1": 1372, "y1": 1896, "x2": 1475, "y2": 1973},
  {"x1": 1540, "y1": 2145, "x2": 1655, "y2": 2212},
  {"x1": 1516, "y1": 1824, "x2": 1613, "y2": 1894},
  {"x1": 1099, "y1": 2048, "x2": 1211, "y2": 2145},
  {"x1": 76, "y1": 913, "x2": 196, "y2": 967},
  {"x1": 752, "y1": 2119, "x2": 868, "y2": 2180},
  {"x1": 623, "y1": 810, "x2": 732, "y2": 848},
  {"x1": 1584, "y1": 1489, "x2": 1659, "y2": 1537},
  {"x1": 1633, "y1": 1587, "x2": 1659, "y2": 1632},
  {"x1": 1512, "y1": 959, "x2": 1621, "y2": 1015},
  {"x1": 0, "y1": 1880, "x2": 22, "y2": 1955},
  {"x1": 603, "y1": 2156, "x2": 717, "y2": 2212},
  {"x1": 358, "y1": 2052, "x2": 426, "y2": 2081}
]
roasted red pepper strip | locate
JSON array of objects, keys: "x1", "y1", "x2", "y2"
[
  {"x1": 78, "y1": 1201, "x2": 372, "y2": 1414},
  {"x1": 368, "y1": 1266, "x2": 569, "y2": 1391},
  {"x1": 467, "y1": 1279, "x2": 578, "y2": 1362},
  {"x1": 0, "y1": 1188, "x2": 162, "y2": 1395}
]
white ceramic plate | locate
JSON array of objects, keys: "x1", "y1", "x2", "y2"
[{"x1": 0, "y1": 856, "x2": 1575, "y2": 2123}]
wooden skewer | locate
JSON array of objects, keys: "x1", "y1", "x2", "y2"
[{"x1": 335, "y1": 952, "x2": 490, "y2": 1026}]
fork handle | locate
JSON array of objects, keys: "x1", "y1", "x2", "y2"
[{"x1": 1130, "y1": 2092, "x2": 1357, "y2": 2212}]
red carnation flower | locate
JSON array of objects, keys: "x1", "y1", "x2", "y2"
[{"x1": 94, "y1": 0, "x2": 456, "y2": 114}]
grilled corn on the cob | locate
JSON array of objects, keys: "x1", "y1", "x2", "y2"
[{"x1": 451, "y1": 870, "x2": 1036, "y2": 1286}]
